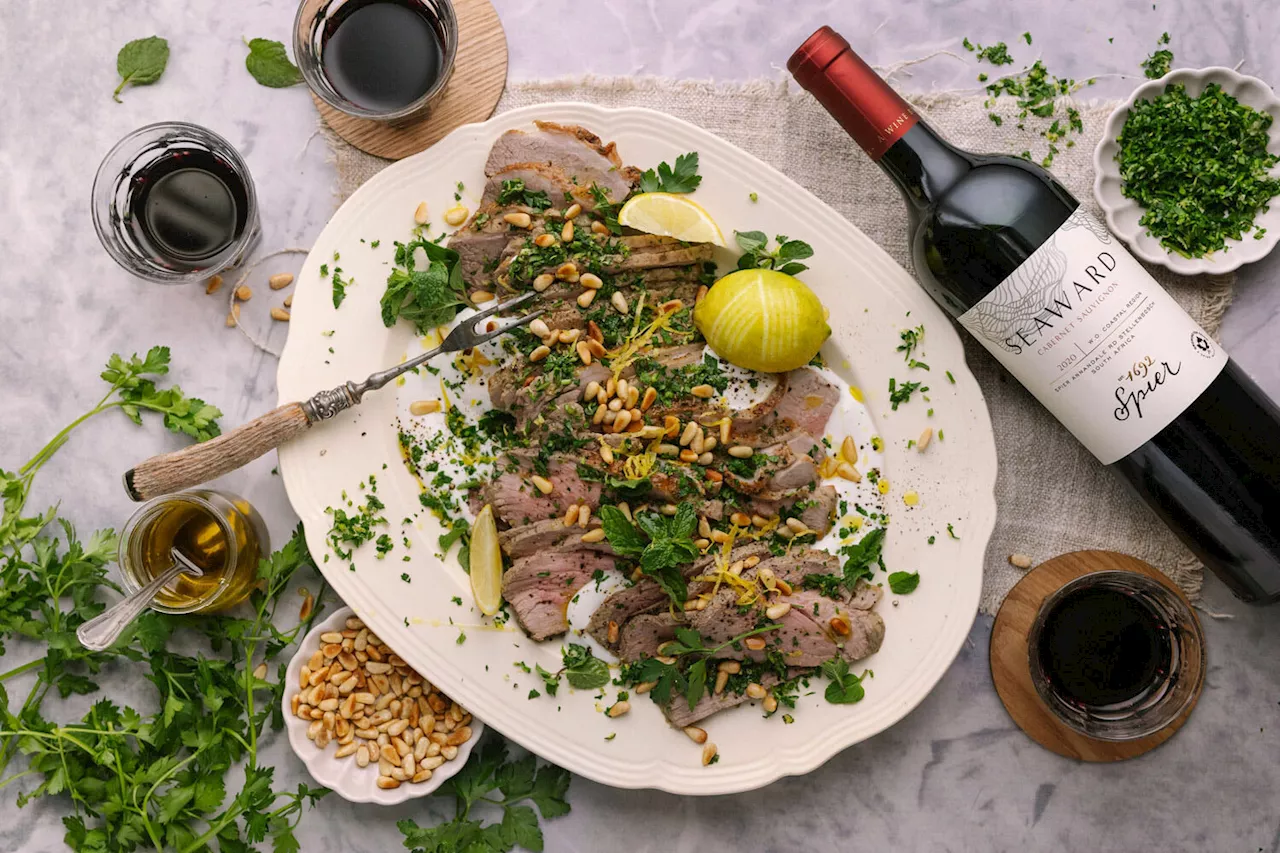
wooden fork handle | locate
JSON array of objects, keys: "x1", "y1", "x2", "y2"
[{"x1": 124, "y1": 402, "x2": 312, "y2": 502}]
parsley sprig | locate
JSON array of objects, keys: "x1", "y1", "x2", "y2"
[
  {"x1": 496, "y1": 178, "x2": 552, "y2": 211},
  {"x1": 621, "y1": 624, "x2": 781, "y2": 710},
  {"x1": 638, "y1": 152, "x2": 702, "y2": 194}
]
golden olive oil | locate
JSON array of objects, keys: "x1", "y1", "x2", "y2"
[{"x1": 121, "y1": 491, "x2": 269, "y2": 612}]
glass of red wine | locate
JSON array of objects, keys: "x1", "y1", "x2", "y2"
[
  {"x1": 294, "y1": 0, "x2": 458, "y2": 124},
  {"x1": 1027, "y1": 571, "x2": 1205, "y2": 741},
  {"x1": 92, "y1": 122, "x2": 260, "y2": 284}
]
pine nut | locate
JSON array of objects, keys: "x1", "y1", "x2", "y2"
[
  {"x1": 563, "y1": 504, "x2": 579, "y2": 526},
  {"x1": 334, "y1": 741, "x2": 359, "y2": 759},
  {"x1": 472, "y1": 291, "x2": 495, "y2": 303},
  {"x1": 564, "y1": 203, "x2": 582, "y2": 219},
  {"x1": 377, "y1": 776, "x2": 400, "y2": 790},
  {"x1": 690, "y1": 384, "x2": 715, "y2": 398},
  {"x1": 581, "y1": 528, "x2": 606, "y2": 543},
  {"x1": 611, "y1": 291, "x2": 629, "y2": 314},
  {"x1": 594, "y1": 406, "x2": 608, "y2": 425},
  {"x1": 556, "y1": 262, "x2": 579, "y2": 281},
  {"x1": 309, "y1": 651, "x2": 325, "y2": 671},
  {"x1": 608, "y1": 701, "x2": 630, "y2": 718},
  {"x1": 269, "y1": 272, "x2": 294, "y2": 290},
  {"x1": 841, "y1": 436, "x2": 858, "y2": 464},
  {"x1": 714, "y1": 670, "x2": 729, "y2": 695},
  {"x1": 785, "y1": 518, "x2": 808, "y2": 534},
  {"x1": 702, "y1": 743, "x2": 718, "y2": 766},
  {"x1": 660, "y1": 299, "x2": 684, "y2": 314},
  {"x1": 617, "y1": 502, "x2": 632, "y2": 522},
  {"x1": 717, "y1": 660, "x2": 741, "y2": 674},
  {"x1": 696, "y1": 284, "x2": 709, "y2": 304},
  {"x1": 226, "y1": 305, "x2": 240, "y2": 327},
  {"x1": 561, "y1": 221, "x2": 575, "y2": 242},
  {"x1": 420, "y1": 755, "x2": 446, "y2": 771},
  {"x1": 410, "y1": 400, "x2": 441, "y2": 416},
  {"x1": 527, "y1": 475, "x2": 552, "y2": 495},
  {"x1": 584, "y1": 380, "x2": 601, "y2": 401},
  {"x1": 504, "y1": 212, "x2": 532, "y2": 228},
  {"x1": 414, "y1": 202, "x2": 430, "y2": 224},
  {"x1": 580, "y1": 272, "x2": 603, "y2": 290},
  {"x1": 530, "y1": 345, "x2": 551, "y2": 362},
  {"x1": 697, "y1": 452, "x2": 714, "y2": 465},
  {"x1": 355, "y1": 745, "x2": 371, "y2": 767},
  {"x1": 710, "y1": 530, "x2": 730, "y2": 544},
  {"x1": 763, "y1": 694, "x2": 778, "y2": 714},
  {"x1": 606, "y1": 620, "x2": 620, "y2": 644},
  {"x1": 634, "y1": 680, "x2": 657, "y2": 694},
  {"x1": 558, "y1": 328, "x2": 581, "y2": 344},
  {"x1": 576, "y1": 340, "x2": 594, "y2": 364},
  {"x1": 533, "y1": 273, "x2": 555, "y2": 292},
  {"x1": 577, "y1": 289, "x2": 597, "y2": 308},
  {"x1": 354, "y1": 692, "x2": 376, "y2": 705},
  {"x1": 299, "y1": 665, "x2": 312, "y2": 690},
  {"x1": 600, "y1": 443, "x2": 615, "y2": 464},
  {"x1": 830, "y1": 617, "x2": 852, "y2": 636},
  {"x1": 702, "y1": 436, "x2": 718, "y2": 451},
  {"x1": 679, "y1": 449, "x2": 698, "y2": 463},
  {"x1": 444, "y1": 205, "x2": 469, "y2": 226},
  {"x1": 679, "y1": 421, "x2": 698, "y2": 447},
  {"x1": 366, "y1": 661, "x2": 392, "y2": 675},
  {"x1": 744, "y1": 637, "x2": 767, "y2": 651},
  {"x1": 918, "y1": 427, "x2": 933, "y2": 451},
  {"x1": 1009, "y1": 553, "x2": 1033, "y2": 569},
  {"x1": 534, "y1": 233, "x2": 557, "y2": 248},
  {"x1": 205, "y1": 274, "x2": 224, "y2": 294},
  {"x1": 775, "y1": 578, "x2": 793, "y2": 595},
  {"x1": 663, "y1": 416, "x2": 681, "y2": 438},
  {"x1": 766, "y1": 602, "x2": 792, "y2": 620},
  {"x1": 236, "y1": 284, "x2": 252, "y2": 301},
  {"x1": 613, "y1": 410, "x2": 632, "y2": 432},
  {"x1": 730, "y1": 512, "x2": 752, "y2": 527},
  {"x1": 745, "y1": 683, "x2": 767, "y2": 699},
  {"x1": 836, "y1": 462, "x2": 862, "y2": 482},
  {"x1": 657, "y1": 443, "x2": 679, "y2": 457},
  {"x1": 591, "y1": 220, "x2": 610, "y2": 235},
  {"x1": 578, "y1": 505, "x2": 591, "y2": 527},
  {"x1": 720, "y1": 419, "x2": 732, "y2": 443},
  {"x1": 442, "y1": 745, "x2": 459, "y2": 761},
  {"x1": 684, "y1": 726, "x2": 707, "y2": 744},
  {"x1": 307, "y1": 720, "x2": 323, "y2": 741}
]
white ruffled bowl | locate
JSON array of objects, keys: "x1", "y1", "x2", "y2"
[
  {"x1": 283, "y1": 605, "x2": 484, "y2": 805},
  {"x1": 1093, "y1": 66, "x2": 1280, "y2": 275}
]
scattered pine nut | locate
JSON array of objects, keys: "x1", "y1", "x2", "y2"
[
  {"x1": 590, "y1": 220, "x2": 610, "y2": 235},
  {"x1": 690, "y1": 384, "x2": 715, "y2": 398},
  {"x1": 235, "y1": 284, "x2": 252, "y2": 301},
  {"x1": 283, "y1": 294, "x2": 293, "y2": 308},
  {"x1": 576, "y1": 340, "x2": 593, "y2": 364},
  {"x1": 205, "y1": 274, "x2": 224, "y2": 294},
  {"x1": 577, "y1": 289, "x2": 597, "y2": 308},
  {"x1": 443, "y1": 205, "x2": 469, "y2": 227},
  {"x1": 564, "y1": 203, "x2": 582, "y2": 219},
  {"x1": 504, "y1": 212, "x2": 532, "y2": 229},
  {"x1": 534, "y1": 233, "x2": 557, "y2": 248},
  {"x1": 225, "y1": 304, "x2": 240, "y2": 327},
  {"x1": 533, "y1": 274, "x2": 555, "y2": 292},
  {"x1": 409, "y1": 400, "x2": 442, "y2": 416},
  {"x1": 270, "y1": 307, "x2": 291, "y2": 322},
  {"x1": 611, "y1": 291, "x2": 629, "y2": 314},
  {"x1": 580, "y1": 272, "x2": 603, "y2": 290},
  {"x1": 684, "y1": 726, "x2": 707, "y2": 744},
  {"x1": 607, "y1": 700, "x2": 630, "y2": 718},
  {"x1": 530, "y1": 317, "x2": 552, "y2": 339},
  {"x1": 529, "y1": 345, "x2": 551, "y2": 362},
  {"x1": 728, "y1": 445, "x2": 754, "y2": 458},
  {"x1": 414, "y1": 202, "x2": 430, "y2": 224},
  {"x1": 836, "y1": 462, "x2": 862, "y2": 482},
  {"x1": 841, "y1": 436, "x2": 858, "y2": 464},
  {"x1": 530, "y1": 475, "x2": 554, "y2": 495},
  {"x1": 701, "y1": 743, "x2": 718, "y2": 766},
  {"x1": 1009, "y1": 553, "x2": 1033, "y2": 569},
  {"x1": 561, "y1": 221, "x2": 575, "y2": 242},
  {"x1": 556, "y1": 262, "x2": 579, "y2": 282},
  {"x1": 269, "y1": 272, "x2": 294, "y2": 290},
  {"x1": 472, "y1": 291, "x2": 495, "y2": 303},
  {"x1": 917, "y1": 427, "x2": 933, "y2": 451}
]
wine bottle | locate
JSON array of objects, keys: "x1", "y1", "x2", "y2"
[{"x1": 789, "y1": 26, "x2": 1280, "y2": 603}]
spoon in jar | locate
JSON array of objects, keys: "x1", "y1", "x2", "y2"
[{"x1": 77, "y1": 549, "x2": 204, "y2": 651}]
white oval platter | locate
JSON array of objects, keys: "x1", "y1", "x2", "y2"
[{"x1": 277, "y1": 102, "x2": 997, "y2": 795}]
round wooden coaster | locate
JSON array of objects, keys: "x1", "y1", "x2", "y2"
[
  {"x1": 313, "y1": 0, "x2": 508, "y2": 160},
  {"x1": 989, "y1": 550, "x2": 1205, "y2": 761}
]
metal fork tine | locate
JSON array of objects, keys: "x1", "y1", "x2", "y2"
[
  {"x1": 468, "y1": 290, "x2": 535, "y2": 324},
  {"x1": 462, "y1": 307, "x2": 548, "y2": 348},
  {"x1": 440, "y1": 292, "x2": 540, "y2": 351}
]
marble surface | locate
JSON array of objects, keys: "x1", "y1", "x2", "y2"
[{"x1": 2, "y1": 0, "x2": 1279, "y2": 850}]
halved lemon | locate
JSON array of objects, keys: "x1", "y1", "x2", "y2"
[
  {"x1": 469, "y1": 504, "x2": 503, "y2": 616},
  {"x1": 617, "y1": 192, "x2": 726, "y2": 246}
]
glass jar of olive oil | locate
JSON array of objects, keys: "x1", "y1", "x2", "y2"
[{"x1": 119, "y1": 489, "x2": 270, "y2": 613}]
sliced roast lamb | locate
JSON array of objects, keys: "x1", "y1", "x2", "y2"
[
  {"x1": 663, "y1": 672, "x2": 782, "y2": 729},
  {"x1": 483, "y1": 453, "x2": 603, "y2": 526},
  {"x1": 499, "y1": 518, "x2": 610, "y2": 558},
  {"x1": 503, "y1": 550, "x2": 617, "y2": 641}
]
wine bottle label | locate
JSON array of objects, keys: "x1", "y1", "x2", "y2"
[{"x1": 958, "y1": 209, "x2": 1228, "y2": 464}]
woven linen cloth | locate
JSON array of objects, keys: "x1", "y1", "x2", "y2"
[{"x1": 324, "y1": 77, "x2": 1234, "y2": 615}]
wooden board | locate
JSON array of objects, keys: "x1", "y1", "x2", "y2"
[
  {"x1": 989, "y1": 550, "x2": 1205, "y2": 761},
  {"x1": 314, "y1": 0, "x2": 508, "y2": 160}
]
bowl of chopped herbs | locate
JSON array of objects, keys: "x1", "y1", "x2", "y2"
[{"x1": 1094, "y1": 66, "x2": 1280, "y2": 274}]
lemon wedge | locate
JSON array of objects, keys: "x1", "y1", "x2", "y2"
[
  {"x1": 470, "y1": 504, "x2": 503, "y2": 616},
  {"x1": 694, "y1": 269, "x2": 831, "y2": 372},
  {"x1": 617, "y1": 192, "x2": 726, "y2": 246}
]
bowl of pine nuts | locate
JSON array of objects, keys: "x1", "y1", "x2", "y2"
[{"x1": 283, "y1": 606, "x2": 483, "y2": 804}]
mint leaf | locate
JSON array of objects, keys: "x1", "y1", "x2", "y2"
[
  {"x1": 561, "y1": 644, "x2": 610, "y2": 690},
  {"x1": 598, "y1": 506, "x2": 647, "y2": 556},
  {"x1": 244, "y1": 38, "x2": 303, "y2": 88},
  {"x1": 114, "y1": 36, "x2": 169, "y2": 102},
  {"x1": 888, "y1": 571, "x2": 920, "y2": 595},
  {"x1": 821, "y1": 657, "x2": 866, "y2": 704},
  {"x1": 840, "y1": 528, "x2": 885, "y2": 586}
]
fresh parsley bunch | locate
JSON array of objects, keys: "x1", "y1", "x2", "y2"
[
  {"x1": 599, "y1": 503, "x2": 700, "y2": 608},
  {"x1": 398, "y1": 739, "x2": 570, "y2": 853}
]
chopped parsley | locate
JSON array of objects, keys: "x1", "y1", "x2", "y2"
[
  {"x1": 497, "y1": 178, "x2": 552, "y2": 211},
  {"x1": 888, "y1": 377, "x2": 927, "y2": 410}
]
